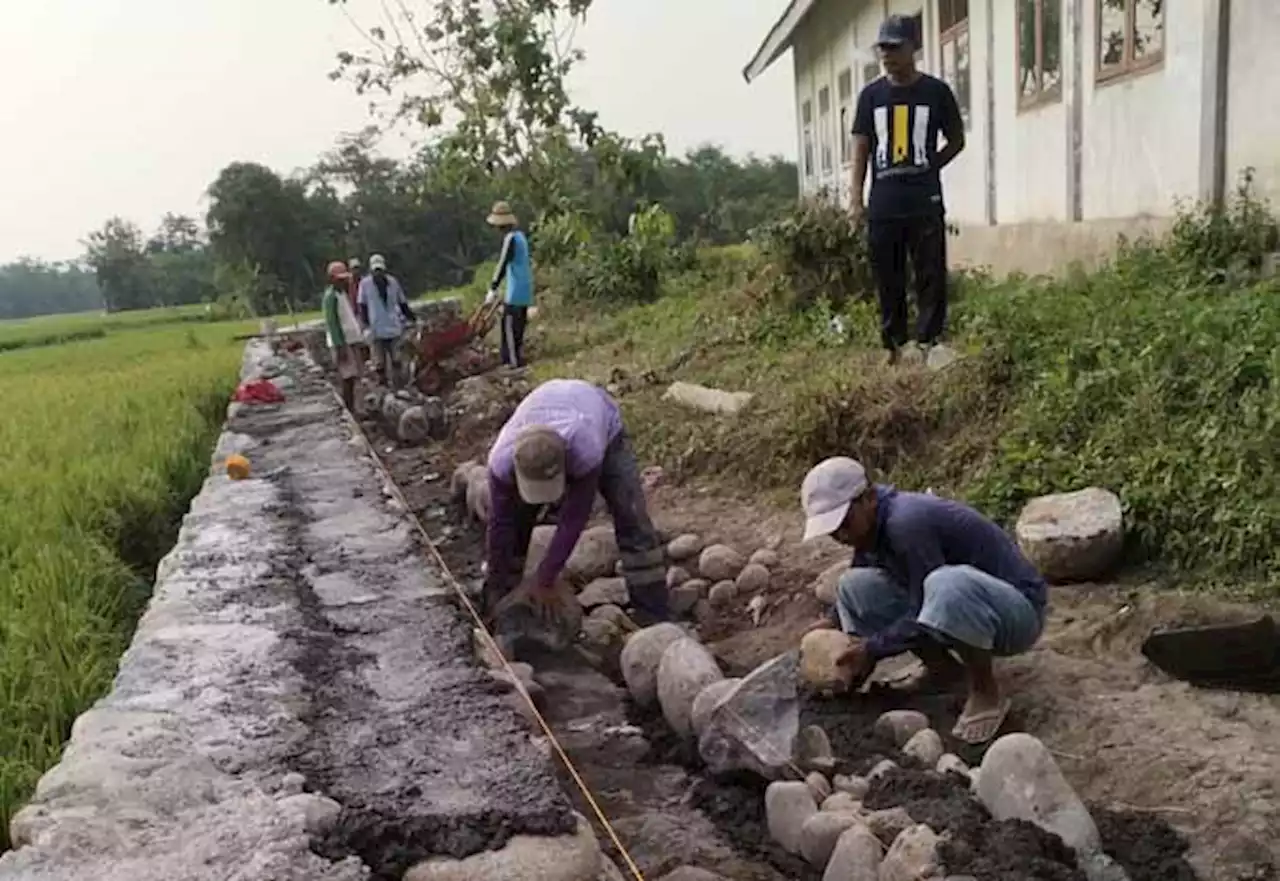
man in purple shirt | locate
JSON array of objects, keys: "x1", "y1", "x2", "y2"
[
  {"x1": 484, "y1": 379, "x2": 668, "y2": 642},
  {"x1": 800, "y1": 456, "x2": 1047, "y2": 744}
]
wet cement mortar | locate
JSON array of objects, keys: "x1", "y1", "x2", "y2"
[
  {"x1": 228, "y1": 360, "x2": 575, "y2": 880},
  {"x1": 332, "y1": 361, "x2": 1201, "y2": 881}
]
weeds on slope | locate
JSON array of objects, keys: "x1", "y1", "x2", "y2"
[
  {"x1": 529, "y1": 180, "x2": 1280, "y2": 590},
  {"x1": 0, "y1": 325, "x2": 243, "y2": 845}
]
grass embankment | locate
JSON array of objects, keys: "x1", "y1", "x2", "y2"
[
  {"x1": 516, "y1": 221, "x2": 1279, "y2": 594},
  {"x1": 0, "y1": 320, "x2": 250, "y2": 844}
]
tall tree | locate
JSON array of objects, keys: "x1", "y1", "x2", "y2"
[
  {"x1": 327, "y1": 0, "x2": 661, "y2": 221},
  {"x1": 83, "y1": 218, "x2": 155, "y2": 312}
]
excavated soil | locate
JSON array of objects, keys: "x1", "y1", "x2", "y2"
[{"x1": 327, "y1": 358, "x2": 1280, "y2": 881}]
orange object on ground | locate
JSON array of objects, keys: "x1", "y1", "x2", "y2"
[
  {"x1": 233, "y1": 379, "x2": 285, "y2": 404},
  {"x1": 226, "y1": 454, "x2": 252, "y2": 480}
]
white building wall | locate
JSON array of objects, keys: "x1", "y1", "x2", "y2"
[
  {"x1": 1079, "y1": 1, "x2": 1206, "y2": 220},
  {"x1": 1225, "y1": 3, "x2": 1280, "y2": 208},
  {"x1": 990, "y1": 0, "x2": 1070, "y2": 223}
]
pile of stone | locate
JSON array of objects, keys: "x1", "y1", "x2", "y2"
[
  {"x1": 371, "y1": 389, "x2": 449, "y2": 445},
  {"x1": 611, "y1": 621, "x2": 1131, "y2": 881}
]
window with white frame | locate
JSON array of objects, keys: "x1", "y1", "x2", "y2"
[
  {"x1": 837, "y1": 69, "x2": 853, "y2": 165},
  {"x1": 1019, "y1": 0, "x2": 1063, "y2": 107},
  {"x1": 801, "y1": 99, "x2": 815, "y2": 179},
  {"x1": 818, "y1": 86, "x2": 833, "y2": 175},
  {"x1": 1097, "y1": 0, "x2": 1163, "y2": 81},
  {"x1": 938, "y1": 0, "x2": 971, "y2": 128}
]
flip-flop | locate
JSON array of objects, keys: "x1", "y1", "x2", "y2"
[{"x1": 951, "y1": 697, "x2": 1012, "y2": 745}]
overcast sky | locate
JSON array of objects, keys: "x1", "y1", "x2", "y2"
[{"x1": 0, "y1": 0, "x2": 794, "y2": 263}]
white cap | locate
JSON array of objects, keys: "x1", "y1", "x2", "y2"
[
  {"x1": 801, "y1": 457, "x2": 870, "y2": 541},
  {"x1": 369, "y1": 253, "x2": 387, "y2": 270}
]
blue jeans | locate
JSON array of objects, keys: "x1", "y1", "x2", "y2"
[{"x1": 835, "y1": 565, "x2": 1044, "y2": 655}]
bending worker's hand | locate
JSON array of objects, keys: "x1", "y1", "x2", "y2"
[
  {"x1": 484, "y1": 288, "x2": 498, "y2": 306},
  {"x1": 836, "y1": 637, "x2": 873, "y2": 681},
  {"x1": 494, "y1": 577, "x2": 576, "y2": 626}
]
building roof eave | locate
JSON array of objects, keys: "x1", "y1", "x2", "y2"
[{"x1": 742, "y1": 0, "x2": 819, "y2": 84}]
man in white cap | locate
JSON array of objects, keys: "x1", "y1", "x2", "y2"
[
  {"x1": 356, "y1": 253, "x2": 415, "y2": 387},
  {"x1": 800, "y1": 456, "x2": 1047, "y2": 744},
  {"x1": 483, "y1": 378, "x2": 667, "y2": 644}
]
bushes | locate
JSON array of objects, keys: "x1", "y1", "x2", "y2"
[
  {"x1": 538, "y1": 204, "x2": 685, "y2": 306},
  {"x1": 751, "y1": 196, "x2": 873, "y2": 311}
]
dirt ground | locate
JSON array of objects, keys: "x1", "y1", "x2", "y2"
[{"x1": 336, "y1": 362, "x2": 1280, "y2": 881}]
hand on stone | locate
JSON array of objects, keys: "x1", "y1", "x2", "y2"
[
  {"x1": 495, "y1": 577, "x2": 577, "y2": 629},
  {"x1": 836, "y1": 638, "x2": 873, "y2": 681},
  {"x1": 804, "y1": 617, "x2": 837, "y2": 635}
]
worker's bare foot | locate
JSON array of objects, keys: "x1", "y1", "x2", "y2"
[{"x1": 952, "y1": 684, "x2": 1012, "y2": 745}]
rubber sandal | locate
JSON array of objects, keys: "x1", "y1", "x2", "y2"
[{"x1": 951, "y1": 697, "x2": 1012, "y2": 745}]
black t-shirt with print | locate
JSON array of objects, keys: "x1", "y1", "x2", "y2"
[{"x1": 852, "y1": 73, "x2": 963, "y2": 221}]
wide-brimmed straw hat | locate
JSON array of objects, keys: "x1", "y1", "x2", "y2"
[{"x1": 486, "y1": 201, "x2": 518, "y2": 227}]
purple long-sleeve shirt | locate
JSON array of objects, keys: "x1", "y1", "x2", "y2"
[
  {"x1": 486, "y1": 380, "x2": 623, "y2": 588},
  {"x1": 852, "y1": 486, "x2": 1048, "y2": 661}
]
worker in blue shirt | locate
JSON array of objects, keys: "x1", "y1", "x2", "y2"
[
  {"x1": 800, "y1": 456, "x2": 1048, "y2": 744},
  {"x1": 484, "y1": 201, "x2": 534, "y2": 368}
]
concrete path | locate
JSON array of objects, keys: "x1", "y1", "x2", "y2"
[{"x1": 0, "y1": 342, "x2": 575, "y2": 880}]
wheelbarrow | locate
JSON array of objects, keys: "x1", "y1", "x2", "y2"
[
  {"x1": 409, "y1": 299, "x2": 503, "y2": 394},
  {"x1": 1141, "y1": 614, "x2": 1280, "y2": 693}
]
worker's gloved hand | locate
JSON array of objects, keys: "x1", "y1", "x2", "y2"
[{"x1": 484, "y1": 288, "x2": 498, "y2": 306}]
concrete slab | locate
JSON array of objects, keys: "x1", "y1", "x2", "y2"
[{"x1": 0, "y1": 341, "x2": 574, "y2": 880}]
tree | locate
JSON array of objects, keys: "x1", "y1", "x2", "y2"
[
  {"x1": 0, "y1": 259, "x2": 102, "y2": 320},
  {"x1": 327, "y1": 0, "x2": 661, "y2": 221},
  {"x1": 83, "y1": 218, "x2": 155, "y2": 312},
  {"x1": 205, "y1": 162, "x2": 341, "y2": 311}
]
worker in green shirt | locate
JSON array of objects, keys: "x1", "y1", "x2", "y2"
[{"x1": 322, "y1": 260, "x2": 363, "y2": 411}]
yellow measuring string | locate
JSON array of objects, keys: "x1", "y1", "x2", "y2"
[{"x1": 332, "y1": 391, "x2": 648, "y2": 881}]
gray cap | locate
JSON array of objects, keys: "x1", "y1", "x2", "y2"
[{"x1": 876, "y1": 15, "x2": 919, "y2": 48}]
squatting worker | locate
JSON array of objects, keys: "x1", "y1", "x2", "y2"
[
  {"x1": 484, "y1": 379, "x2": 668, "y2": 631},
  {"x1": 356, "y1": 253, "x2": 416, "y2": 388},
  {"x1": 321, "y1": 260, "x2": 363, "y2": 411},
  {"x1": 850, "y1": 14, "x2": 966, "y2": 365},
  {"x1": 800, "y1": 457, "x2": 1047, "y2": 745},
  {"x1": 483, "y1": 201, "x2": 534, "y2": 369}
]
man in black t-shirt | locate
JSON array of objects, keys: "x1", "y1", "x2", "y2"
[{"x1": 851, "y1": 15, "x2": 966, "y2": 364}]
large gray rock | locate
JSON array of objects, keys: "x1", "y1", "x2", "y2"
[
  {"x1": 735, "y1": 563, "x2": 770, "y2": 594},
  {"x1": 878, "y1": 824, "x2": 941, "y2": 881},
  {"x1": 698, "y1": 652, "x2": 800, "y2": 780},
  {"x1": 567, "y1": 526, "x2": 620, "y2": 582},
  {"x1": 405, "y1": 813, "x2": 602, "y2": 880},
  {"x1": 765, "y1": 781, "x2": 817, "y2": 855},
  {"x1": 397, "y1": 399, "x2": 446, "y2": 444},
  {"x1": 800, "y1": 812, "x2": 863, "y2": 867},
  {"x1": 690, "y1": 678, "x2": 740, "y2": 739},
  {"x1": 822, "y1": 824, "x2": 882, "y2": 881},
  {"x1": 1015, "y1": 487, "x2": 1124, "y2": 582},
  {"x1": 620, "y1": 623, "x2": 686, "y2": 707},
  {"x1": 902, "y1": 728, "x2": 944, "y2": 768},
  {"x1": 657, "y1": 639, "x2": 724, "y2": 737},
  {"x1": 667, "y1": 534, "x2": 704, "y2": 562},
  {"x1": 698, "y1": 545, "x2": 746, "y2": 582},
  {"x1": 977, "y1": 733, "x2": 1130, "y2": 881},
  {"x1": 578, "y1": 577, "x2": 630, "y2": 609},
  {"x1": 873, "y1": 710, "x2": 929, "y2": 747}
]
